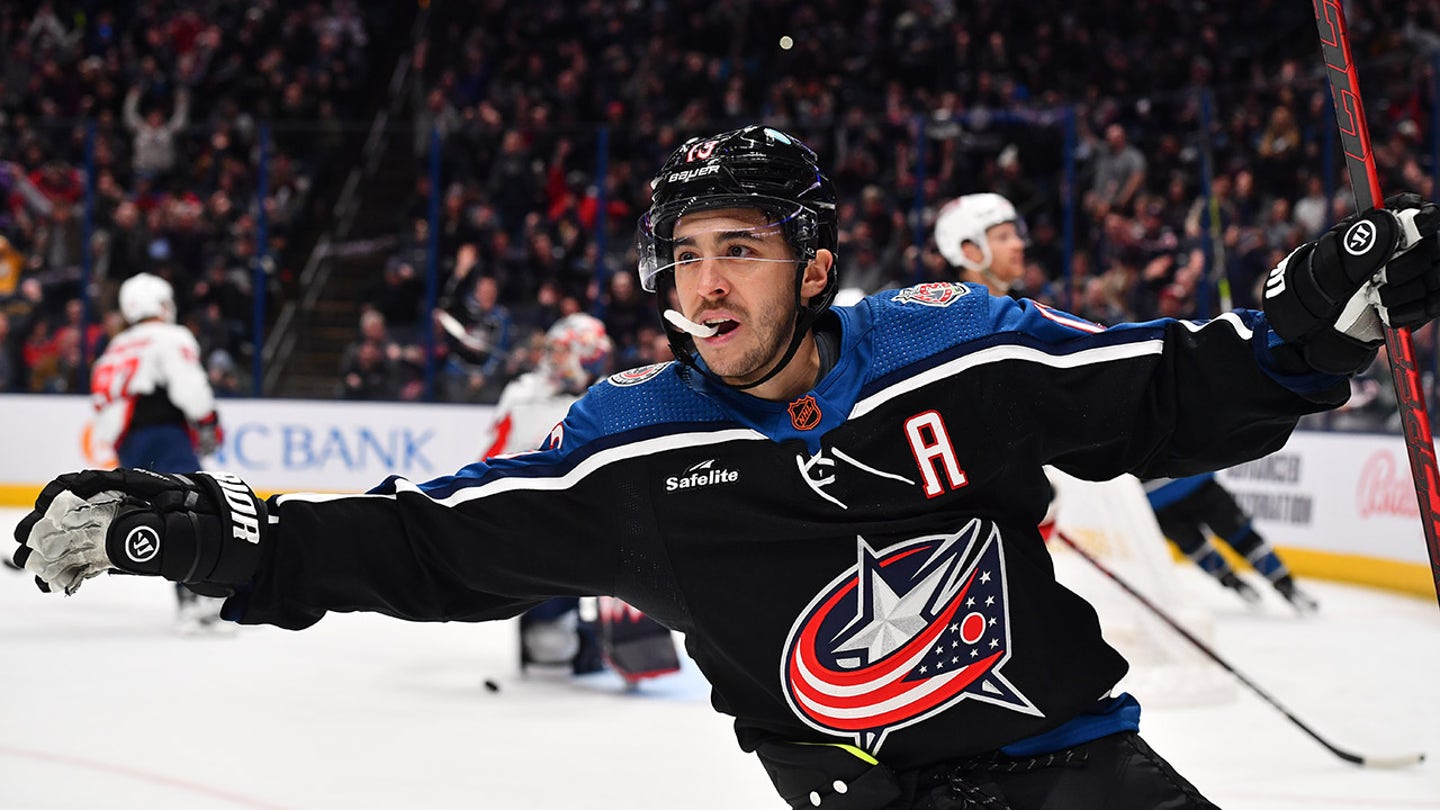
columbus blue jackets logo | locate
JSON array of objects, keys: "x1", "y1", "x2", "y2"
[
  {"x1": 890, "y1": 282, "x2": 969, "y2": 307},
  {"x1": 781, "y1": 520, "x2": 1039, "y2": 754},
  {"x1": 608, "y1": 362, "x2": 670, "y2": 387}
]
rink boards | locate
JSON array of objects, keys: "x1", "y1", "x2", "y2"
[{"x1": 0, "y1": 393, "x2": 1431, "y2": 596}]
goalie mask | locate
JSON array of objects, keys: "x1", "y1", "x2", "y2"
[
  {"x1": 636, "y1": 125, "x2": 838, "y2": 390},
  {"x1": 541, "y1": 313, "x2": 613, "y2": 394}
]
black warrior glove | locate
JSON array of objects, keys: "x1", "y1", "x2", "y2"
[
  {"x1": 1263, "y1": 192, "x2": 1440, "y2": 375},
  {"x1": 12, "y1": 469, "x2": 267, "y2": 597}
]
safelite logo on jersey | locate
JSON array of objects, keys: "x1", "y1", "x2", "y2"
[{"x1": 665, "y1": 458, "x2": 739, "y2": 492}]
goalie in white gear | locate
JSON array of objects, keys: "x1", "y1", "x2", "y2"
[
  {"x1": 478, "y1": 313, "x2": 613, "y2": 460},
  {"x1": 91, "y1": 273, "x2": 228, "y2": 634},
  {"x1": 480, "y1": 314, "x2": 615, "y2": 675},
  {"x1": 480, "y1": 314, "x2": 681, "y2": 685},
  {"x1": 934, "y1": 192, "x2": 1028, "y2": 295}
]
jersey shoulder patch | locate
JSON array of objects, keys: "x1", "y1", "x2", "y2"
[
  {"x1": 889, "y1": 281, "x2": 970, "y2": 308},
  {"x1": 608, "y1": 362, "x2": 672, "y2": 387},
  {"x1": 858, "y1": 283, "x2": 991, "y2": 381},
  {"x1": 585, "y1": 361, "x2": 730, "y2": 436}
]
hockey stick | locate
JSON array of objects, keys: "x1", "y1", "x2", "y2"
[
  {"x1": 1313, "y1": 0, "x2": 1440, "y2": 609},
  {"x1": 435, "y1": 309, "x2": 492, "y2": 355},
  {"x1": 1197, "y1": 89, "x2": 1233, "y2": 313},
  {"x1": 1054, "y1": 529, "x2": 1424, "y2": 768}
]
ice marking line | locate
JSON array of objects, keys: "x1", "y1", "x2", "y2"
[{"x1": 0, "y1": 744, "x2": 295, "y2": 809}]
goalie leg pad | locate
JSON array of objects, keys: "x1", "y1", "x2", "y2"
[{"x1": 598, "y1": 596, "x2": 680, "y2": 681}]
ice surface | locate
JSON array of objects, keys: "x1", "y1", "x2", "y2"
[{"x1": 2, "y1": 507, "x2": 1437, "y2": 809}]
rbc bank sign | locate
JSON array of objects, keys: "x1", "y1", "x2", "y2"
[
  {"x1": 215, "y1": 423, "x2": 436, "y2": 472},
  {"x1": 203, "y1": 400, "x2": 493, "y2": 491},
  {"x1": 0, "y1": 396, "x2": 493, "y2": 496}
]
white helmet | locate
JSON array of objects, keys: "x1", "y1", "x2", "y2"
[
  {"x1": 118, "y1": 273, "x2": 176, "y2": 324},
  {"x1": 934, "y1": 193, "x2": 1021, "y2": 273},
  {"x1": 542, "y1": 313, "x2": 613, "y2": 391}
]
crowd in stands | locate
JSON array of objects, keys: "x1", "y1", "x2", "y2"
[
  {"x1": 0, "y1": 0, "x2": 373, "y2": 395},
  {"x1": 3, "y1": 1, "x2": 1439, "y2": 435},
  {"x1": 334, "y1": 0, "x2": 1439, "y2": 436}
]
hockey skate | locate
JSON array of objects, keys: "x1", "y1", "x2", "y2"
[
  {"x1": 1274, "y1": 577, "x2": 1320, "y2": 615},
  {"x1": 1218, "y1": 572, "x2": 1262, "y2": 606}
]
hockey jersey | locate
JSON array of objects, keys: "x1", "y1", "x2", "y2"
[
  {"x1": 478, "y1": 370, "x2": 577, "y2": 460},
  {"x1": 237, "y1": 283, "x2": 1345, "y2": 771},
  {"x1": 90, "y1": 321, "x2": 214, "y2": 451}
]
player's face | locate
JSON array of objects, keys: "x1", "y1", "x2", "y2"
[
  {"x1": 670, "y1": 208, "x2": 804, "y2": 387},
  {"x1": 986, "y1": 221, "x2": 1026, "y2": 287}
]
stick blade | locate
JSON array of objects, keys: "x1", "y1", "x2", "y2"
[{"x1": 1357, "y1": 751, "x2": 1425, "y2": 769}]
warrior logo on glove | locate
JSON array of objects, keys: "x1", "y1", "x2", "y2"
[
  {"x1": 1345, "y1": 220, "x2": 1378, "y2": 256},
  {"x1": 124, "y1": 525, "x2": 160, "y2": 564}
]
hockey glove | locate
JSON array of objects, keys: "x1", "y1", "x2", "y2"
[
  {"x1": 193, "y1": 412, "x2": 223, "y2": 457},
  {"x1": 1263, "y1": 192, "x2": 1440, "y2": 375},
  {"x1": 12, "y1": 469, "x2": 267, "y2": 597}
]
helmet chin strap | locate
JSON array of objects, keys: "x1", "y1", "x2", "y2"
[
  {"x1": 980, "y1": 267, "x2": 1017, "y2": 292},
  {"x1": 963, "y1": 263, "x2": 1015, "y2": 293},
  {"x1": 659, "y1": 262, "x2": 818, "y2": 392}
]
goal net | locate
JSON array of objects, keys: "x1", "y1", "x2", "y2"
[{"x1": 1047, "y1": 468, "x2": 1235, "y2": 707}]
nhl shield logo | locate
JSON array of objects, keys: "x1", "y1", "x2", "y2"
[
  {"x1": 788, "y1": 394, "x2": 822, "y2": 430},
  {"x1": 891, "y1": 282, "x2": 969, "y2": 308},
  {"x1": 609, "y1": 362, "x2": 670, "y2": 387}
]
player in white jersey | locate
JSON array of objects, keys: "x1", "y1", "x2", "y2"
[{"x1": 90, "y1": 273, "x2": 227, "y2": 633}]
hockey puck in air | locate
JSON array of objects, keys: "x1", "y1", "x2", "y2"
[{"x1": 483, "y1": 679, "x2": 501, "y2": 693}]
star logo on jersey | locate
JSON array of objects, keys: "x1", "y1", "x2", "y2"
[
  {"x1": 788, "y1": 395, "x2": 822, "y2": 430},
  {"x1": 781, "y1": 520, "x2": 1039, "y2": 754},
  {"x1": 890, "y1": 282, "x2": 969, "y2": 308},
  {"x1": 608, "y1": 362, "x2": 670, "y2": 387}
]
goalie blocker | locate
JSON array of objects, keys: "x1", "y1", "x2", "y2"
[{"x1": 13, "y1": 469, "x2": 267, "y2": 598}]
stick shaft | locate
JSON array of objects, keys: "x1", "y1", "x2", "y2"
[
  {"x1": 1313, "y1": 0, "x2": 1440, "y2": 607},
  {"x1": 1054, "y1": 529, "x2": 1421, "y2": 767}
]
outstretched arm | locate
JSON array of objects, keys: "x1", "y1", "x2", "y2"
[{"x1": 14, "y1": 409, "x2": 631, "y2": 631}]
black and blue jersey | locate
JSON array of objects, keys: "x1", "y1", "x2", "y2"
[{"x1": 241, "y1": 282, "x2": 1345, "y2": 772}]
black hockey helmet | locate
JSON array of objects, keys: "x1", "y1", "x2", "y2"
[{"x1": 636, "y1": 125, "x2": 839, "y2": 389}]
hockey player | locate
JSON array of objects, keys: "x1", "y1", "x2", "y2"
[
  {"x1": 934, "y1": 192, "x2": 1027, "y2": 295},
  {"x1": 482, "y1": 313, "x2": 608, "y2": 676},
  {"x1": 89, "y1": 273, "x2": 228, "y2": 634},
  {"x1": 483, "y1": 313, "x2": 680, "y2": 684},
  {"x1": 16, "y1": 127, "x2": 1440, "y2": 809},
  {"x1": 478, "y1": 313, "x2": 613, "y2": 461},
  {"x1": 934, "y1": 196, "x2": 1320, "y2": 617},
  {"x1": 1145, "y1": 473, "x2": 1319, "y2": 613}
]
